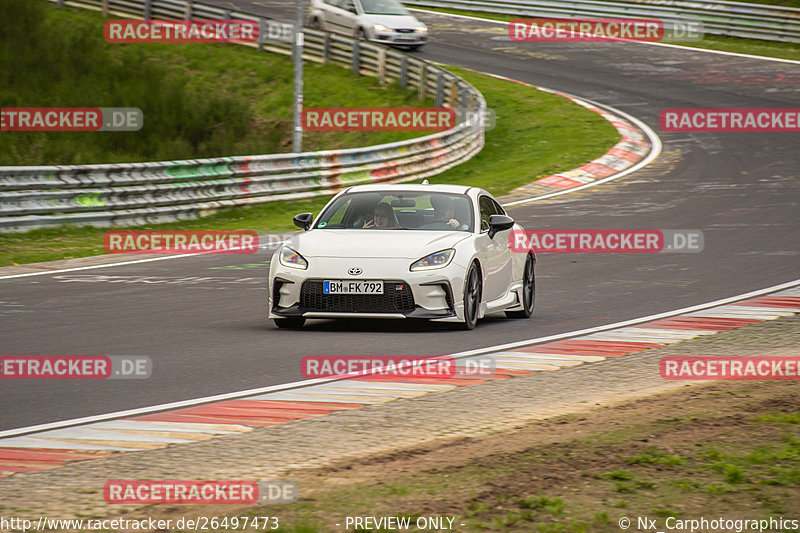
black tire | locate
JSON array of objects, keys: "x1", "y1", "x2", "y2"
[
  {"x1": 309, "y1": 17, "x2": 324, "y2": 30},
  {"x1": 355, "y1": 28, "x2": 368, "y2": 41},
  {"x1": 407, "y1": 44, "x2": 424, "y2": 51},
  {"x1": 506, "y1": 254, "x2": 535, "y2": 319},
  {"x1": 274, "y1": 317, "x2": 306, "y2": 329},
  {"x1": 461, "y1": 262, "x2": 482, "y2": 330}
]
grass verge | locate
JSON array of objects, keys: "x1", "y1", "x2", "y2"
[
  {"x1": 415, "y1": 6, "x2": 800, "y2": 62},
  {"x1": 0, "y1": 0, "x2": 433, "y2": 165}
]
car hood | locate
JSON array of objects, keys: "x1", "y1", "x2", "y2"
[
  {"x1": 286, "y1": 230, "x2": 470, "y2": 259},
  {"x1": 361, "y1": 14, "x2": 421, "y2": 29}
]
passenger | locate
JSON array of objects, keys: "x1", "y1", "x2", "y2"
[{"x1": 363, "y1": 202, "x2": 400, "y2": 228}]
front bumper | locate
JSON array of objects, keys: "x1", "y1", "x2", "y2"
[
  {"x1": 268, "y1": 257, "x2": 462, "y2": 322},
  {"x1": 371, "y1": 31, "x2": 427, "y2": 46}
]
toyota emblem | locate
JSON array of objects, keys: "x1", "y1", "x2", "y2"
[{"x1": 348, "y1": 267, "x2": 363, "y2": 276}]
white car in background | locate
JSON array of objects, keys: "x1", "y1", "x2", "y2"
[
  {"x1": 268, "y1": 184, "x2": 536, "y2": 330},
  {"x1": 308, "y1": 0, "x2": 428, "y2": 50}
]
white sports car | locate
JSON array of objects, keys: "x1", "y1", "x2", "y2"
[{"x1": 267, "y1": 183, "x2": 535, "y2": 329}]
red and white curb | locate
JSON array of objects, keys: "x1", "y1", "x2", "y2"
[
  {"x1": 1, "y1": 283, "x2": 798, "y2": 477},
  {"x1": 457, "y1": 68, "x2": 660, "y2": 207},
  {"x1": 520, "y1": 88, "x2": 650, "y2": 192}
]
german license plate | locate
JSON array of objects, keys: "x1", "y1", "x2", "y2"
[{"x1": 323, "y1": 280, "x2": 384, "y2": 295}]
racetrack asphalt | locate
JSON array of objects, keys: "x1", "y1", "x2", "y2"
[{"x1": 0, "y1": 3, "x2": 797, "y2": 431}]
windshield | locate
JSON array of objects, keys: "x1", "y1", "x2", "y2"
[
  {"x1": 314, "y1": 191, "x2": 474, "y2": 232},
  {"x1": 359, "y1": 0, "x2": 409, "y2": 15}
]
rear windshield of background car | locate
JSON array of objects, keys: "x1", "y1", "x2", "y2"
[{"x1": 314, "y1": 191, "x2": 474, "y2": 232}]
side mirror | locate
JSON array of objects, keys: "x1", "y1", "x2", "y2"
[
  {"x1": 293, "y1": 212, "x2": 314, "y2": 231},
  {"x1": 488, "y1": 214, "x2": 514, "y2": 239}
]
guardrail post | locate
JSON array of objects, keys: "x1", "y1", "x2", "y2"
[
  {"x1": 351, "y1": 41, "x2": 360, "y2": 75},
  {"x1": 399, "y1": 56, "x2": 408, "y2": 88},
  {"x1": 377, "y1": 49, "x2": 386, "y2": 84},
  {"x1": 144, "y1": 0, "x2": 152, "y2": 20},
  {"x1": 224, "y1": 9, "x2": 232, "y2": 19},
  {"x1": 448, "y1": 79, "x2": 459, "y2": 108},
  {"x1": 417, "y1": 64, "x2": 426, "y2": 100},
  {"x1": 185, "y1": 0, "x2": 192, "y2": 19},
  {"x1": 459, "y1": 85, "x2": 468, "y2": 124},
  {"x1": 258, "y1": 18, "x2": 265, "y2": 51},
  {"x1": 435, "y1": 72, "x2": 444, "y2": 107},
  {"x1": 57, "y1": 0, "x2": 64, "y2": 7},
  {"x1": 322, "y1": 33, "x2": 330, "y2": 63},
  {"x1": 101, "y1": 0, "x2": 109, "y2": 17}
]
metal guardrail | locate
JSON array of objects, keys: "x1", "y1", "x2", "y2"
[
  {"x1": 403, "y1": 0, "x2": 800, "y2": 43},
  {"x1": 0, "y1": 0, "x2": 486, "y2": 232}
]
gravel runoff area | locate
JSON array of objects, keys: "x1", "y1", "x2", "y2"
[{"x1": 0, "y1": 315, "x2": 797, "y2": 521}]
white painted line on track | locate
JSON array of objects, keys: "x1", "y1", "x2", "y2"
[{"x1": 0, "y1": 238, "x2": 286, "y2": 280}]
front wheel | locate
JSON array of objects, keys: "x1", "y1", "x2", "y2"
[
  {"x1": 274, "y1": 317, "x2": 306, "y2": 329},
  {"x1": 506, "y1": 254, "x2": 535, "y2": 319},
  {"x1": 461, "y1": 262, "x2": 482, "y2": 330}
]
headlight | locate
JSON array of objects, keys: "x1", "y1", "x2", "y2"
[
  {"x1": 373, "y1": 24, "x2": 389, "y2": 32},
  {"x1": 415, "y1": 26, "x2": 427, "y2": 33},
  {"x1": 279, "y1": 247, "x2": 308, "y2": 270},
  {"x1": 410, "y1": 249, "x2": 454, "y2": 271}
]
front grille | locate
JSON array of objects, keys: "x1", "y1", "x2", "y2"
[
  {"x1": 300, "y1": 280, "x2": 415, "y2": 314},
  {"x1": 395, "y1": 28, "x2": 414, "y2": 33}
]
